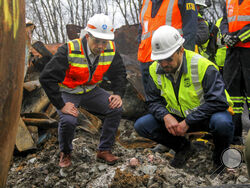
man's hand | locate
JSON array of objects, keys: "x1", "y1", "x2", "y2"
[
  {"x1": 223, "y1": 34, "x2": 239, "y2": 47},
  {"x1": 163, "y1": 114, "x2": 179, "y2": 136},
  {"x1": 176, "y1": 120, "x2": 189, "y2": 136},
  {"x1": 109, "y1": 95, "x2": 122, "y2": 109},
  {"x1": 61, "y1": 102, "x2": 79, "y2": 117}
]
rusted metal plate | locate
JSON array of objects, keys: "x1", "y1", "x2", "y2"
[{"x1": 0, "y1": 0, "x2": 25, "y2": 186}]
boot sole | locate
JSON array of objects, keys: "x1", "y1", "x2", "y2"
[{"x1": 96, "y1": 157, "x2": 118, "y2": 165}]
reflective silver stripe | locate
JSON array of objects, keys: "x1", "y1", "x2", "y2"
[
  {"x1": 190, "y1": 54, "x2": 205, "y2": 104},
  {"x1": 227, "y1": 16, "x2": 236, "y2": 23},
  {"x1": 184, "y1": 107, "x2": 198, "y2": 115},
  {"x1": 68, "y1": 56, "x2": 87, "y2": 64},
  {"x1": 59, "y1": 84, "x2": 97, "y2": 94},
  {"x1": 165, "y1": 0, "x2": 174, "y2": 25},
  {"x1": 72, "y1": 39, "x2": 80, "y2": 51},
  {"x1": 227, "y1": 0, "x2": 232, "y2": 11},
  {"x1": 140, "y1": 0, "x2": 150, "y2": 31},
  {"x1": 237, "y1": 15, "x2": 250, "y2": 22},
  {"x1": 156, "y1": 64, "x2": 162, "y2": 86},
  {"x1": 99, "y1": 54, "x2": 114, "y2": 62},
  {"x1": 141, "y1": 32, "x2": 151, "y2": 40},
  {"x1": 228, "y1": 15, "x2": 250, "y2": 23},
  {"x1": 170, "y1": 107, "x2": 182, "y2": 117}
]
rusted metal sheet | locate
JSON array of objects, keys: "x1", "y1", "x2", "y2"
[{"x1": 0, "y1": 0, "x2": 25, "y2": 187}]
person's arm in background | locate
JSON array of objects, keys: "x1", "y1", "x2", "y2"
[{"x1": 179, "y1": 0, "x2": 198, "y2": 51}]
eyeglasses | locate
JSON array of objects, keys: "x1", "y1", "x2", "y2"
[
  {"x1": 89, "y1": 35, "x2": 108, "y2": 45},
  {"x1": 158, "y1": 53, "x2": 175, "y2": 63}
]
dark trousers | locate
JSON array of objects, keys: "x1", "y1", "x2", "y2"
[
  {"x1": 223, "y1": 47, "x2": 250, "y2": 137},
  {"x1": 57, "y1": 87, "x2": 122, "y2": 153},
  {"x1": 134, "y1": 111, "x2": 234, "y2": 156}
]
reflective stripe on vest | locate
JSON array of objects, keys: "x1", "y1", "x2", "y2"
[
  {"x1": 226, "y1": 0, "x2": 250, "y2": 47},
  {"x1": 138, "y1": 0, "x2": 183, "y2": 62},
  {"x1": 150, "y1": 50, "x2": 232, "y2": 118},
  {"x1": 59, "y1": 39, "x2": 115, "y2": 94}
]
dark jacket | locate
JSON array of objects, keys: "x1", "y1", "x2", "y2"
[
  {"x1": 138, "y1": 0, "x2": 197, "y2": 51},
  {"x1": 39, "y1": 37, "x2": 127, "y2": 110},
  {"x1": 146, "y1": 52, "x2": 229, "y2": 127}
]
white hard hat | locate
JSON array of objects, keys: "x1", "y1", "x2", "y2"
[
  {"x1": 151, "y1": 25, "x2": 185, "y2": 61},
  {"x1": 195, "y1": 0, "x2": 207, "y2": 7},
  {"x1": 81, "y1": 14, "x2": 114, "y2": 40}
]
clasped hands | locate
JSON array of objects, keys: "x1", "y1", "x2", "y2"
[{"x1": 164, "y1": 114, "x2": 189, "y2": 136}]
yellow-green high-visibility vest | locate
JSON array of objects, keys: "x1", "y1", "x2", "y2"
[{"x1": 149, "y1": 50, "x2": 233, "y2": 118}]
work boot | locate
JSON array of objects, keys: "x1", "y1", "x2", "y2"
[
  {"x1": 96, "y1": 150, "x2": 119, "y2": 165},
  {"x1": 170, "y1": 142, "x2": 196, "y2": 168},
  {"x1": 59, "y1": 152, "x2": 71, "y2": 168}
]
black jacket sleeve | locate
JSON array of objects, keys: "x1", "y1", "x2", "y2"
[
  {"x1": 146, "y1": 75, "x2": 169, "y2": 121},
  {"x1": 105, "y1": 52, "x2": 127, "y2": 98},
  {"x1": 39, "y1": 44, "x2": 69, "y2": 110},
  {"x1": 185, "y1": 65, "x2": 229, "y2": 126},
  {"x1": 196, "y1": 17, "x2": 210, "y2": 46},
  {"x1": 179, "y1": 0, "x2": 198, "y2": 51}
]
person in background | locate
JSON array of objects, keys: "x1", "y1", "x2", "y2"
[
  {"x1": 137, "y1": 0, "x2": 197, "y2": 92},
  {"x1": 40, "y1": 14, "x2": 127, "y2": 167},
  {"x1": 215, "y1": 17, "x2": 227, "y2": 74},
  {"x1": 194, "y1": 0, "x2": 210, "y2": 57},
  {"x1": 220, "y1": 0, "x2": 250, "y2": 145},
  {"x1": 134, "y1": 25, "x2": 234, "y2": 170}
]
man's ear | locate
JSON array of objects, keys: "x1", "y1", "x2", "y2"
[{"x1": 85, "y1": 33, "x2": 89, "y2": 39}]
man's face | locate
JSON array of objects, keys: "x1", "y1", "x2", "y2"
[
  {"x1": 86, "y1": 34, "x2": 109, "y2": 55},
  {"x1": 158, "y1": 47, "x2": 184, "y2": 74}
]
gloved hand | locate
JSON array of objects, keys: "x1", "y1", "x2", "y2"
[{"x1": 223, "y1": 34, "x2": 239, "y2": 47}]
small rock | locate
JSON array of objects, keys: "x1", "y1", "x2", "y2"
[
  {"x1": 98, "y1": 164, "x2": 108, "y2": 171},
  {"x1": 141, "y1": 165, "x2": 157, "y2": 175},
  {"x1": 129, "y1": 157, "x2": 139, "y2": 167},
  {"x1": 237, "y1": 175, "x2": 249, "y2": 184},
  {"x1": 148, "y1": 154, "x2": 154, "y2": 162},
  {"x1": 60, "y1": 168, "x2": 68, "y2": 177}
]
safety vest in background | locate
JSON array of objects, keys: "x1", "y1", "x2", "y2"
[
  {"x1": 149, "y1": 50, "x2": 233, "y2": 118},
  {"x1": 215, "y1": 17, "x2": 227, "y2": 67},
  {"x1": 138, "y1": 0, "x2": 183, "y2": 63},
  {"x1": 59, "y1": 38, "x2": 115, "y2": 94},
  {"x1": 226, "y1": 0, "x2": 250, "y2": 48}
]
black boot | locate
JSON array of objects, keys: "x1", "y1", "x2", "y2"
[{"x1": 170, "y1": 141, "x2": 196, "y2": 168}]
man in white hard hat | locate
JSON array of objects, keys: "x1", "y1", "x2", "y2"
[
  {"x1": 134, "y1": 25, "x2": 234, "y2": 171},
  {"x1": 40, "y1": 14, "x2": 127, "y2": 167}
]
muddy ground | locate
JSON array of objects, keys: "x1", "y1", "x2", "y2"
[{"x1": 6, "y1": 116, "x2": 250, "y2": 188}]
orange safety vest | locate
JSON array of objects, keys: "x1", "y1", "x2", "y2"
[
  {"x1": 59, "y1": 38, "x2": 115, "y2": 94},
  {"x1": 138, "y1": 0, "x2": 183, "y2": 63},
  {"x1": 226, "y1": 0, "x2": 250, "y2": 48}
]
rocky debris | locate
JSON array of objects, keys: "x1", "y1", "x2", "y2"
[{"x1": 7, "y1": 119, "x2": 250, "y2": 187}]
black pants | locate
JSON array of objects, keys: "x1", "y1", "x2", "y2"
[{"x1": 223, "y1": 47, "x2": 250, "y2": 137}]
